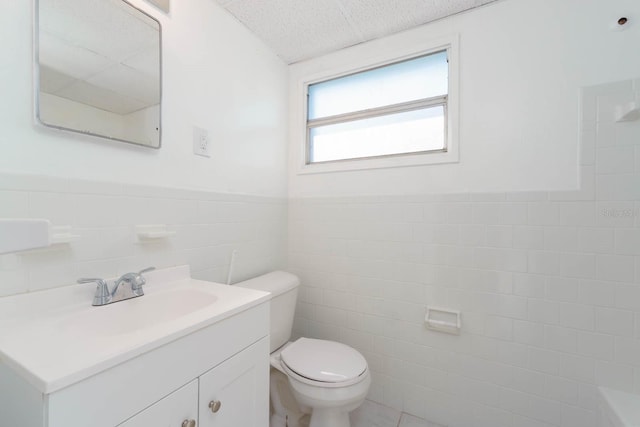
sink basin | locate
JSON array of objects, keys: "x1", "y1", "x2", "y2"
[
  {"x1": 0, "y1": 265, "x2": 270, "y2": 393},
  {"x1": 57, "y1": 287, "x2": 219, "y2": 336}
]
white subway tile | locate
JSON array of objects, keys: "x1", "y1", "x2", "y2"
[
  {"x1": 512, "y1": 367, "x2": 546, "y2": 395},
  {"x1": 614, "y1": 283, "x2": 640, "y2": 310},
  {"x1": 472, "y1": 203, "x2": 501, "y2": 224},
  {"x1": 595, "y1": 360, "x2": 635, "y2": 392},
  {"x1": 558, "y1": 303, "x2": 595, "y2": 331},
  {"x1": 561, "y1": 404, "x2": 596, "y2": 427},
  {"x1": 578, "y1": 383, "x2": 600, "y2": 410},
  {"x1": 514, "y1": 320, "x2": 545, "y2": 347},
  {"x1": 596, "y1": 202, "x2": 636, "y2": 227},
  {"x1": 560, "y1": 354, "x2": 595, "y2": 383},
  {"x1": 27, "y1": 192, "x2": 75, "y2": 225},
  {"x1": 544, "y1": 227, "x2": 577, "y2": 251},
  {"x1": 0, "y1": 269, "x2": 28, "y2": 297},
  {"x1": 486, "y1": 225, "x2": 513, "y2": 248},
  {"x1": 558, "y1": 202, "x2": 596, "y2": 227},
  {"x1": 529, "y1": 347, "x2": 561, "y2": 374},
  {"x1": 422, "y1": 203, "x2": 447, "y2": 223},
  {"x1": 596, "y1": 173, "x2": 640, "y2": 201},
  {"x1": 597, "y1": 254, "x2": 635, "y2": 282},
  {"x1": 579, "y1": 279, "x2": 616, "y2": 307},
  {"x1": 496, "y1": 294, "x2": 529, "y2": 319},
  {"x1": 545, "y1": 325, "x2": 578, "y2": 354},
  {"x1": 515, "y1": 273, "x2": 546, "y2": 298},
  {"x1": 614, "y1": 337, "x2": 640, "y2": 367},
  {"x1": 546, "y1": 277, "x2": 579, "y2": 302},
  {"x1": 458, "y1": 224, "x2": 487, "y2": 247},
  {"x1": 528, "y1": 251, "x2": 559, "y2": 275},
  {"x1": 528, "y1": 203, "x2": 560, "y2": 226},
  {"x1": 528, "y1": 299, "x2": 559, "y2": 324},
  {"x1": 558, "y1": 252, "x2": 596, "y2": 279},
  {"x1": 580, "y1": 130, "x2": 596, "y2": 165},
  {"x1": 485, "y1": 316, "x2": 514, "y2": 341},
  {"x1": 500, "y1": 203, "x2": 529, "y2": 225},
  {"x1": 596, "y1": 123, "x2": 616, "y2": 147},
  {"x1": 0, "y1": 190, "x2": 29, "y2": 217},
  {"x1": 445, "y1": 203, "x2": 472, "y2": 224},
  {"x1": 576, "y1": 331, "x2": 615, "y2": 360},
  {"x1": 615, "y1": 228, "x2": 640, "y2": 255},
  {"x1": 72, "y1": 195, "x2": 125, "y2": 227},
  {"x1": 577, "y1": 228, "x2": 614, "y2": 253},
  {"x1": 514, "y1": 226, "x2": 545, "y2": 249},
  {"x1": 596, "y1": 146, "x2": 636, "y2": 174},
  {"x1": 595, "y1": 307, "x2": 634, "y2": 337},
  {"x1": 545, "y1": 375, "x2": 579, "y2": 406}
]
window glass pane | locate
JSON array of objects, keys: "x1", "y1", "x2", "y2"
[
  {"x1": 308, "y1": 51, "x2": 448, "y2": 120},
  {"x1": 309, "y1": 106, "x2": 445, "y2": 163}
]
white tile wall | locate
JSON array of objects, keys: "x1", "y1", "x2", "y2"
[
  {"x1": 0, "y1": 174, "x2": 287, "y2": 297},
  {"x1": 288, "y1": 79, "x2": 640, "y2": 427}
]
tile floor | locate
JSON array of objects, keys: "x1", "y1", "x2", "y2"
[{"x1": 350, "y1": 400, "x2": 444, "y2": 427}]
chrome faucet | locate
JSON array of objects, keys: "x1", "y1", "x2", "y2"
[{"x1": 78, "y1": 267, "x2": 155, "y2": 306}]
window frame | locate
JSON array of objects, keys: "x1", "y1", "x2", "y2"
[{"x1": 294, "y1": 34, "x2": 459, "y2": 175}]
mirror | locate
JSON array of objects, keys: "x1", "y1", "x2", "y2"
[{"x1": 36, "y1": 0, "x2": 162, "y2": 148}]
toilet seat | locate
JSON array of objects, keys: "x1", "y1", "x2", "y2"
[{"x1": 279, "y1": 338, "x2": 368, "y2": 388}]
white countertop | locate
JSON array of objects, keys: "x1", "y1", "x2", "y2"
[{"x1": 0, "y1": 266, "x2": 270, "y2": 394}]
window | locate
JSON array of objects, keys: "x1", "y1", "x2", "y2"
[{"x1": 305, "y1": 49, "x2": 451, "y2": 168}]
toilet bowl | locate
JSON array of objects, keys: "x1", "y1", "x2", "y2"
[
  {"x1": 274, "y1": 338, "x2": 371, "y2": 427},
  {"x1": 235, "y1": 272, "x2": 370, "y2": 427}
]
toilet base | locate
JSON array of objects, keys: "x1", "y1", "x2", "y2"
[{"x1": 309, "y1": 408, "x2": 351, "y2": 427}]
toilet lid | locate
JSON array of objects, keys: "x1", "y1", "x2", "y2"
[{"x1": 280, "y1": 338, "x2": 367, "y2": 383}]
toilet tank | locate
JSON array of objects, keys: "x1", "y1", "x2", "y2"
[{"x1": 234, "y1": 271, "x2": 300, "y2": 352}]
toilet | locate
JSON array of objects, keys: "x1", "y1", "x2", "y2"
[{"x1": 235, "y1": 271, "x2": 371, "y2": 427}]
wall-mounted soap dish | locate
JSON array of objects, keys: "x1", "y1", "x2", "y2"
[
  {"x1": 50, "y1": 226, "x2": 81, "y2": 245},
  {"x1": 136, "y1": 224, "x2": 176, "y2": 241}
]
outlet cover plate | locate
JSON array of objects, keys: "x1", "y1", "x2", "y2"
[{"x1": 193, "y1": 126, "x2": 211, "y2": 157}]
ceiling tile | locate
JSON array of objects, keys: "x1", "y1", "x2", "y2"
[
  {"x1": 225, "y1": 0, "x2": 364, "y2": 63},
  {"x1": 217, "y1": 0, "x2": 500, "y2": 63},
  {"x1": 337, "y1": 0, "x2": 435, "y2": 40}
]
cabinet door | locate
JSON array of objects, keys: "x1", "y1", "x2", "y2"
[
  {"x1": 118, "y1": 380, "x2": 198, "y2": 427},
  {"x1": 198, "y1": 337, "x2": 269, "y2": 427}
]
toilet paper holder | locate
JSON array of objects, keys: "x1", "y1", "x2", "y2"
[{"x1": 425, "y1": 306, "x2": 462, "y2": 334}]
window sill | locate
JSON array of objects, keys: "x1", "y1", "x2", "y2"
[{"x1": 297, "y1": 149, "x2": 459, "y2": 175}]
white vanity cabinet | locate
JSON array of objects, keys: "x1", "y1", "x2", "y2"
[
  {"x1": 119, "y1": 337, "x2": 268, "y2": 427},
  {"x1": 198, "y1": 338, "x2": 269, "y2": 427},
  {"x1": 0, "y1": 294, "x2": 270, "y2": 427},
  {"x1": 118, "y1": 380, "x2": 199, "y2": 427}
]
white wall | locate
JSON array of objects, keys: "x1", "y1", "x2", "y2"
[
  {"x1": 0, "y1": 0, "x2": 289, "y2": 197},
  {"x1": 288, "y1": 0, "x2": 640, "y2": 197}
]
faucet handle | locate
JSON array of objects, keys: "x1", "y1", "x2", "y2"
[
  {"x1": 77, "y1": 278, "x2": 111, "y2": 306},
  {"x1": 138, "y1": 266, "x2": 156, "y2": 275},
  {"x1": 130, "y1": 267, "x2": 155, "y2": 295}
]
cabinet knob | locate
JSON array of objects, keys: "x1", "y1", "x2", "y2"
[
  {"x1": 209, "y1": 400, "x2": 222, "y2": 413},
  {"x1": 181, "y1": 420, "x2": 196, "y2": 427}
]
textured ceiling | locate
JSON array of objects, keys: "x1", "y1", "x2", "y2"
[{"x1": 215, "y1": 0, "x2": 499, "y2": 64}]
